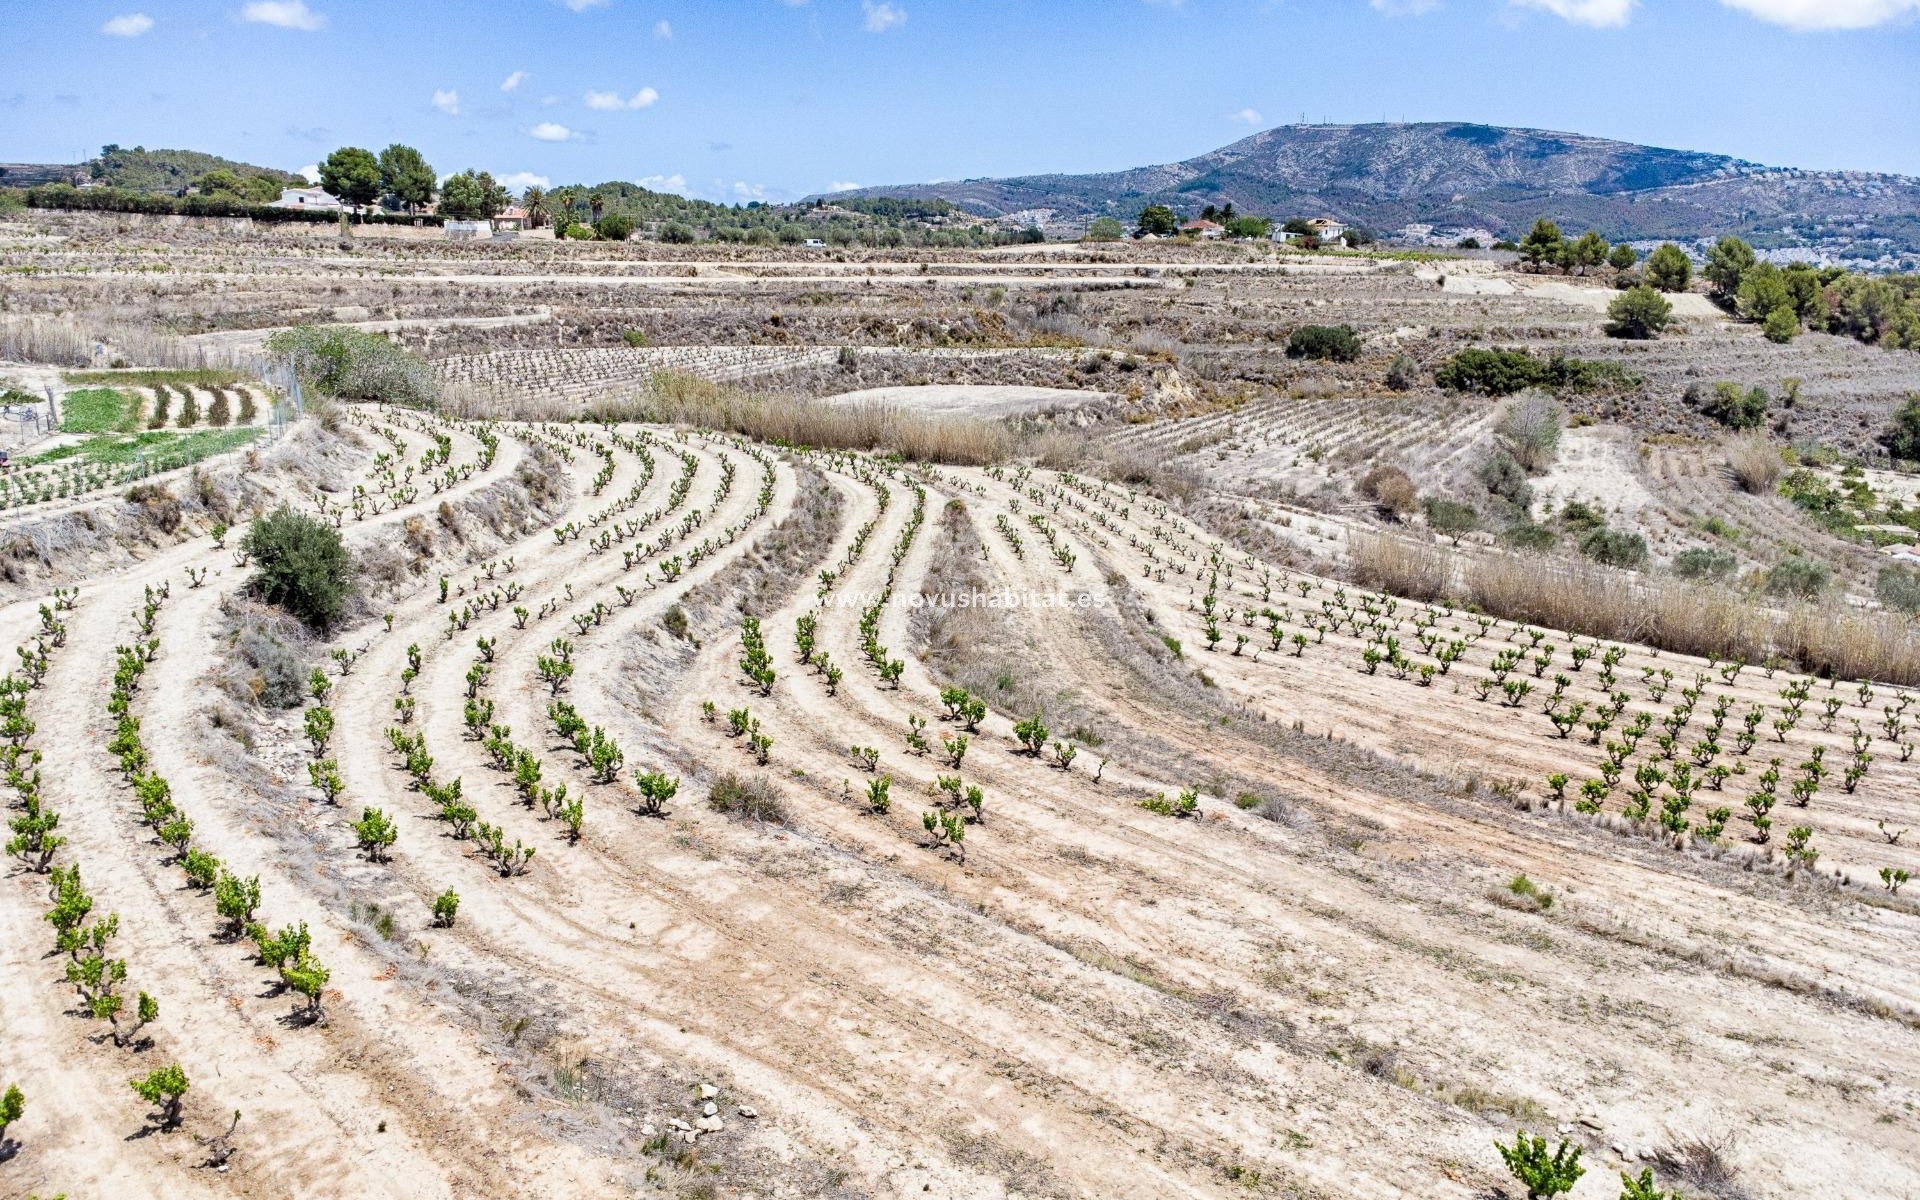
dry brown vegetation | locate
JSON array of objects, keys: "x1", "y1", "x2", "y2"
[{"x1": 2, "y1": 214, "x2": 1918, "y2": 1200}]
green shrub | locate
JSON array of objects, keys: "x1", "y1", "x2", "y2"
[
  {"x1": 1557, "y1": 500, "x2": 1605, "y2": 532},
  {"x1": 1695, "y1": 381, "x2": 1769, "y2": 430},
  {"x1": 1496, "y1": 1131, "x2": 1584, "y2": 1199},
  {"x1": 1766, "y1": 555, "x2": 1831, "y2": 599},
  {"x1": 265, "y1": 324, "x2": 436, "y2": 407},
  {"x1": 1479, "y1": 451, "x2": 1533, "y2": 508},
  {"x1": 1580, "y1": 528, "x2": 1648, "y2": 569},
  {"x1": 1606, "y1": 286, "x2": 1673, "y2": 339},
  {"x1": 659, "y1": 221, "x2": 698, "y2": 244},
  {"x1": 1502, "y1": 520, "x2": 1557, "y2": 551},
  {"x1": 1645, "y1": 243, "x2": 1692, "y2": 292},
  {"x1": 1384, "y1": 353, "x2": 1420, "y2": 391},
  {"x1": 1423, "y1": 497, "x2": 1480, "y2": 544},
  {"x1": 1881, "y1": 394, "x2": 1920, "y2": 463},
  {"x1": 1434, "y1": 349, "x2": 1637, "y2": 397},
  {"x1": 1672, "y1": 547, "x2": 1737, "y2": 581},
  {"x1": 1762, "y1": 305, "x2": 1799, "y2": 343},
  {"x1": 1285, "y1": 324, "x2": 1363, "y2": 362},
  {"x1": 242, "y1": 505, "x2": 356, "y2": 628},
  {"x1": 594, "y1": 213, "x2": 634, "y2": 241},
  {"x1": 1876, "y1": 563, "x2": 1920, "y2": 613}
]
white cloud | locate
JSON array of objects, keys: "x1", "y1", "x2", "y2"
[
  {"x1": 1230, "y1": 108, "x2": 1263, "y2": 125},
  {"x1": 432, "y1": 89, "x2": 461, "y2": 116},
  {"x1": 497, "y1": 171, "x2": 551, "y2": 191},
  {"x1": 1370, "y1": 0, "x2": 1440, "y2": 13},
  {"x1": 296, "y1": 163, "x2": 319, "y2": 183},
  {"x1": 731, "y1": 180, "x2": 771, "y2": 201},
  {"x1": 529, "y1": 122, "x2": 578, "y2": 141},
  {"x1": 501, "y1": 70, "x2": 529, "y2": 92},
  {"x1": 654, "y1": 19, "x2": 673, "y2": 37},
  {"x1": 1717, "y1": 0, "x2": 1920, "y2": 27},
  {"x1": 1510, "y1": 0, "x2": 1635, "y2": 25},
  {"x1": 828, "y1": 181, "x2": 861, "y2": 193},
  {"x1": 862, "y1": 0, "x2": 906, "y2": 31},
  {"x1": 637, "y1": 173, "x2": 690, "y2": 195},
  {"x1": 102, "y1": 13, "x2": 154, "y2": 36},
  {"x1": 240, "y1": 0, "x2": 326, "y2": 31},
  {"x1": 585, "y1": 87, "x2": 658, "y2": 111},
  {"x1": 556, "y1": 0, "x2": 608, "y2": 9}
]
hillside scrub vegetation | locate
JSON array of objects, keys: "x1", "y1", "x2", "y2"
[
  {"x1": 242, "y1": 505, "x2": 357, "y2": 628},
  {"x1": 266, "y1": 325, "x2": 437, "y2": 408},
  {"x1": 1434, "y1": 348, "x2": 1638, "y2": 397}
]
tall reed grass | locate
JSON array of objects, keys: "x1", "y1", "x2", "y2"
[
  {"x1": 0, "y1": 316, "x2": 238, "y2": 372},
  {"x1": 1350, "y1": 531, "x2": 1920, "y2": 685}
]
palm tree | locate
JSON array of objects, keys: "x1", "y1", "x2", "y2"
[
  {"x1": 589, "y1": 194, "x2": 605, "y2": 223},
  {"x1": 522, "y1": 186, "x2": 548, "y2": 230},
  {"x1": 550, "y1": 187, "x2": 575, "y2": 232}
]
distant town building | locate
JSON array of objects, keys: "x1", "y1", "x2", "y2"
[
  {"x1": 1180, "y1": 219, "x2": 1225, "y2": 240},
  {"x1": 491, "y1": 207, "x2": 528, "y2": 233},
  {"x1": 1305, "y1": 218, "x2": 1348, "y2": 243},
  {"x1": 269, "y1": 186, "x2": 343, "y2": 211}
]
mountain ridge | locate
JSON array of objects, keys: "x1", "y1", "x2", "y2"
[{"x1": 827, "y1": 122, "x2": 1920, "y2": 264}]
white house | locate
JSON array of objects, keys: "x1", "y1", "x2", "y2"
[
  {"x1": 1306, "y1": 218, "x2": 1348, "y2": 243},
  {"x1": 1180, "y1": 219, "x2": 1225, "y2": 241},
  {"x1": 269, "y1": 186, "x2": 343, "y2": 212}
]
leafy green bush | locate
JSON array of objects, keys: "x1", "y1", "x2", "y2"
[
  {"x1": 1766, "y1": 555, "x2": 1831, "y2": 599},
  {"x1": 1502, "y1": 520, "x2": 1557, "y2": 551},
  {"x1": 266, "y1": 324, "x2": 436, "y2": 407},
  {"x1": 1692, "y1": 381, "x2": 1769, "y2": 430},
  {"x1": 659, "y1": 221, "x2": 698, "y2": 244},
  {"x1": 594, "y1": 213, "x2": 634, "y2": 241},
  {"x1": 1486, "y1": 446, "x2": 1544, "y2": 502},
  {"x1": 1557, "y1": 500, "x2": 1606, "y2": 532},
  {"x1": 1580, "y1": 527, "x2": 1649, "y2": 569},
  {"x1": 1672, "y1": 547, "x2": 1737, "y2": 581},
  {"x1": 1882, "y1": 394, "x2": 1920, "y2": 462},
  {"x1": 1496, "y1": 1131, "x2": 1584, "y2": 1199},
  {"x1": 1423, "y1": 497, "x2": 1480, "y2": 544},
  {"x1": 242, "y1": 505, "x2": 356, "y2": 629},
  {"x1": 1606, "y1": 286, "x2": 1674, "y2": 339},
  {"x1": 1285, "y1": 324, "x2": 1362, "y2": 362},
  {"x1": 1876, "y1": 563, "x2": 1920, "y2": 613},
  {"x1": 1645, "y1": 243, "x2": 1692, "y2": 292},
  {"x1": 1434, "y1": 349, "x2": 1637, "y2": 397}
]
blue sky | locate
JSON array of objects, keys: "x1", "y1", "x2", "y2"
[{"x1": 4, "y1": 0, "x2": 1918, "y2": 202}]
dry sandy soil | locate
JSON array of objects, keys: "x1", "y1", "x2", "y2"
[{"x1": 3, "y1": 223, "x2": 1919, "y2": 1200}]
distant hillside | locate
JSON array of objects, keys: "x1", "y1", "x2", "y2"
[
  {"x1": 832, "y1": 122, "x2": 1920, "y2": 265},
  {"x1": 89, "y1": 145, "x2": 299, "y2": 193}
]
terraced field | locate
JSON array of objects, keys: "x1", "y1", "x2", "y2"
[
  {"x1": 4, "y1": 390, "x2": 1918, "y2": 1200},
  {"x1": 4, "y1": 216, "x2": 1920, "y2": 1200}
]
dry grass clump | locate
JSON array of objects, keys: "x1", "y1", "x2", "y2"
[
  {"x1": 447, "y1": 371, "x2": 1022, "y2": 465},
  {"x1": 707, "y1": 772, "x2": 789, "y2": 825},
  {"x1": 1650, "y1": 1130, "x2": 1751, "y2": 1200},
  {"x1": 0, "y1": 315, "x2": 237, "y2": 371},
  {"x1": 1350, "y1": 531, "x2": 1920, "y2": 684},
  {"x1": 1359, "y1": 465, "x2": 1417, "y2": 519},
  {"x1": 1349, "y1": 532, "x2": 1451, "y2": 601},
  {"x1": 582, "y1": 372, "x2": 1012, "y2": 465},
  {"x1": 1725, "y1": 432, "x2": 1782, "y2": 495}
]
